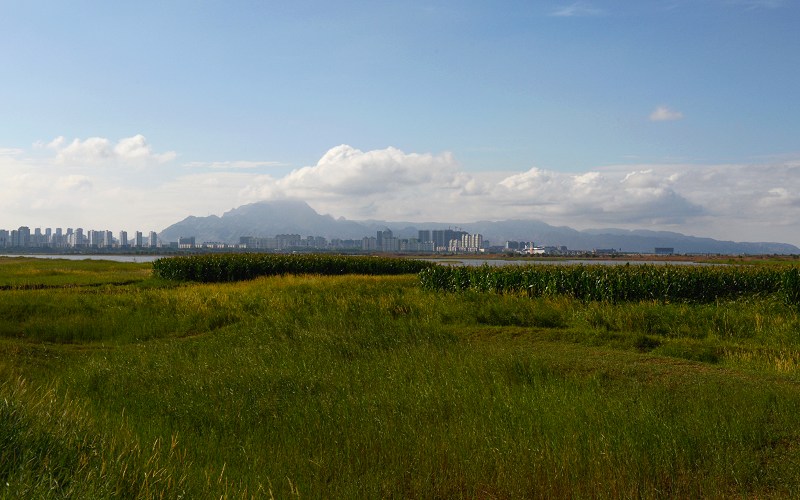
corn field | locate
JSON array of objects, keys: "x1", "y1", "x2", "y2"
[
  {"x1": 418, "y1": 264, "x2": 800, "y2": 304},
  {"x1": 152, "y1": 253, "x2": 434, "y2": 282}
]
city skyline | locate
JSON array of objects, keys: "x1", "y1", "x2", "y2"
[
  {"x1": 3, "y1": 211, "x2": 797, "y2": 256},
  {"x1": 2, "y1": 2, "x2": 799, "y2": 245},
  {"x1": 0, "y1": 223, "x2": 495, "y2": 254},
  {"x1": 0, "y1": 225, "x2": 160, "y2": 249}
]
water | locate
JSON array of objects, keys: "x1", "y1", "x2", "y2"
[
  {"x1": 0, "y1": 254, "x2": 164, "y2": 263},
  {"x1": 422, "y1": 258, "x2": 711, "y2": 267},
  {"x1": 2, "y1": 254, "x2": 712, "y2": 266}
]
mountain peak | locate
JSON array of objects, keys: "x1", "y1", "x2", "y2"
[
  {"x1": 159, "y1": 200, "x2": 800, "y2": 254},
  {"x1": 222, "y1": 199, "x2": 317, "y2": 218}
]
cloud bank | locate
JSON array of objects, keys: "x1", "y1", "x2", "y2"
[{"x1": 2, "y1": 137, "x2": 799, "y2": 246}]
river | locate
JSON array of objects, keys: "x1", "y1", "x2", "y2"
[{"x1": 0, "y1": 254, "x2": 164, "y2": 263}]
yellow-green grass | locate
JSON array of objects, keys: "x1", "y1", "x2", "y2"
[
  {"x1": 0, "y1": 257, "x2": 152, "y2": 288},
  {"x1": 3, "y1": 261, "x2": 800, "y2": 498}
]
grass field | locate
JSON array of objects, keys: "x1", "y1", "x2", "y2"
[{"x1": 2, "y1": 256, "x2": 800, "y2": 498}]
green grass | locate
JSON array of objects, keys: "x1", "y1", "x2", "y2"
[
  {"x1": 0, "y1": 256, "x2": 151, "y2": 288},
  {"x1": 3, "y1": 260, "x2": 800, "y2": 497}
]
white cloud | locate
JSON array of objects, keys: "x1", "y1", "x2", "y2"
[
  {"x1": 649, "y1": 106, "x2": 684, "y2": 122},
  {"x1": 114, "y1": 135, "x2": 176, "y2": 163},
  {"x1": 48, "y1": 134, "x2": 176, "y2": 165},
  {"x1": 550, "y1": 3, "x2": 604, "y2": 17},
  {"x1": 492, "y1": 165, "x2": 704, "y2": 225},
  {"x1": 52, "y1": 136, "x2": 113, "y2": 163},
  {"x1": 277, "y1": 144, "x2": 459, "y2": 197},
  {"x1": 56, "y1": 175, "x2": 93, "y2": 191},
  {"x1": 45, "y1": 137, "x2": 65, "y2": 150},
  {"x1": 237, "y1": 145, "x2": 468, "y2": 221},
  {"x1": 2, "y1": 140, "x2": 800, "y2": 246}
]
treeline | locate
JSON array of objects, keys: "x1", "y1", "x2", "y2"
[
  {"x1": 418, "y1": 264, "x2": 800, "y2": 304},
  {"x1": 152, "y1": 253, "x2": 434, "y2": 282}
]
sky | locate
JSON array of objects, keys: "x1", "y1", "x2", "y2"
[{"x1": 1, "y1": 0, "x2": 799, "y2": 245}]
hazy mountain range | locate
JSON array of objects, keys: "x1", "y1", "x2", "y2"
[{"x1": 160, "y1": 200, "x2": 800, "y2": 255}]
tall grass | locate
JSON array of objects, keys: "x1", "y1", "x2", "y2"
[
  {"x1": 3, "y1": 260, "x2": 800, "y2": 497},
  {"x1": 0, "y1": 257, "x2": 151, "y2": 288},
  {"x1": 0, "y1": 376, "x2": 192, "y2": 498},
  {"x1": 0, "y1": 284, "x2": 242, "y2": 344}
]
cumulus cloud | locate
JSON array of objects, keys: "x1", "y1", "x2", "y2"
[
  {"x1": 492, "y1": 165, "x2": 704, "y2": 224},
  {"x1": 240, "y1": 146, "x2": 800, "y2": 244},
  {"x1": 234, "y1": 146, "x2": 755, "y2": 233},
  {"x1": 649, "y1": 106, "x2": 684, "y2": 122},
  {"x1": 277, "y1": 144, "x2": 459, "y2": 197},
  {"x1": 237, "y1": 145, "x2": 468, "y2": 220},
  {"x1": 3, "y1": 140, "x2": 800, "y2": 246},
  {"x1": 48, "y1": 134, "x2": 176, "y2": 165}
]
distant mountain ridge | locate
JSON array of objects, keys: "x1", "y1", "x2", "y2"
[{"x1": 159, "y1": 200, "x2": 800, "y2": 254}]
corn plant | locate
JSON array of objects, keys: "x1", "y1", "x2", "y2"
[
  {"x1": 152, "y1": 254, "x2": 434, "y2": 282},
  {"x1": 418, "y1": 264, "x2": 800, "y2": 304}
]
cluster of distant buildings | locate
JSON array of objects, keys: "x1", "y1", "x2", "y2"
[
  {"x1": 0, "y1": 226, "x2": 159, "y2": 249},
  {"x1": 2, "y1": 224, "x2": 625, "y2": 256},
  {"x1": 236, "y1": 228, "x2": 571, "y2": 255},
  {"x1": 0, "y1": 225, "x2": 499, "y2": 254},
  {"x1": 238, "y1": 228, "x2": 487, "y2": 253}
]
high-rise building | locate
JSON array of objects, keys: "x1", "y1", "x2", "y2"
[
  {"x1": 178, "y1": 236, "x2": 195, "y2": 249},
  {"x1": 134, "y1": 231, "x2": 143, "y2": 248},
  {"x1": 118, "y1": 231, "x2": 128, "y2": 247},
  {"x1": 432, "y1": 229, "x2": 466, "y2": 251},
  {"x1": 63, "y1": 228, "x2": 73, "y2": 248},
  {"x1": 148, "y1": 231, "x2": 158, "y2": 248},
  {"x1": 88, "y1": 230, "x2": 103, "y2": 247},
  {"x1": 362, "y1": 236, "x2": 378, "y2": 251},
  {"x1": 17, "y1": 226, "x2": 31, "y2": 248},
  {"x1": 461, "y1": 233, "x2": 484, "y2": 252},
  {"x1": 377, "y1": 229, "x2": 398, "y2": 252},
  {"x1": 50, "y1": 228, "x2": 63, "y2": 248},
  {"x1": 70, "y1": 228, "x2": 85, "y2": 247}
]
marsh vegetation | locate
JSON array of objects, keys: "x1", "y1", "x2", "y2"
[{"x1": 2, "y1": 256, "x2": 800, "y2": 498}]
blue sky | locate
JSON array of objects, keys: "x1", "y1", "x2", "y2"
[{"x1": 2, "y1": 1, "x2": 799, "y2": 245}]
